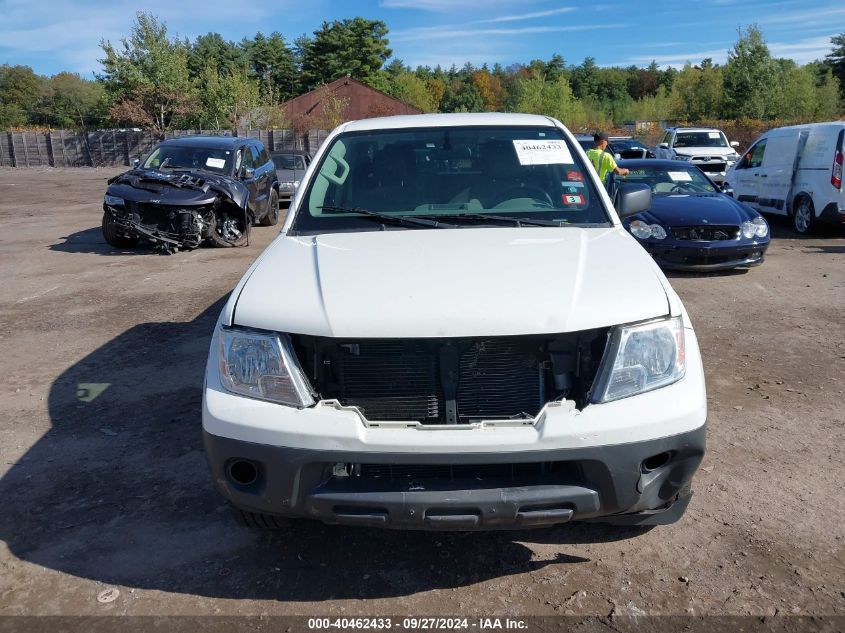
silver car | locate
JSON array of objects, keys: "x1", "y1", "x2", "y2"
[{"x1": 271, "y1": 150, "x2": 311, "y2": 202}]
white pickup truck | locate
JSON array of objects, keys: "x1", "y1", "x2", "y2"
[
  {"x1": 653, "y1": 127, "x2": 741, "y2": 184},
  {"x1": 202, "y1": 113, "x2": 707, "y2": 531}
]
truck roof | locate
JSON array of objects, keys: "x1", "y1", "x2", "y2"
[
  {"x1": 667, "y1": 127, "x2": 726, "y2": 133},
  {"x1": 341, "y1": 112, "x2": 559, "y2": 133}
]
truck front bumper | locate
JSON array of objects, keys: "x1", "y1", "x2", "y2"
[
  {"x1": 203, "y1": 324, "x2": 707, "y2": 530},
  {"x1": 204, "y1": 425, "x2": 705, "y2": 530}
]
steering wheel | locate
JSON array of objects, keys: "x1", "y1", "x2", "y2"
[
  {"x1": 669, "y1": 183, "x2": 696, "y2": 193},
  {"x1": 489, "y1": 185, "x2": 554, "y2": 208}
]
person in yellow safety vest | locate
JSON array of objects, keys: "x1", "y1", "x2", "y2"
[{"x1": 586, "y1": 131, "x2": 630, "y2": 182}]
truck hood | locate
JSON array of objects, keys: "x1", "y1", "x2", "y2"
[{"x1": 232, "y1": 227, "x2": 670, "y2": 338}]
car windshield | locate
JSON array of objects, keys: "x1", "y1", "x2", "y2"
[
  {"x1": 273, "y1": 154, "x2": 306, "y2": 170},
  {"x1": 612, "y1": 138, "x2": 647, "y2": 150},
  {"x1": 672, "y1": 132, "x2": 729, "y2": 148},
  {"x1": 142, "y1": 145, "x2": 235, "y2": 175},
  {"x1": 621, "y1": 165, "x2": 718, "y2": 195},
  {"x1": 294, "y1": 126, "x2": 609, "y2": 233}
]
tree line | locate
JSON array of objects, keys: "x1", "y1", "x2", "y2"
[{"x1": 1, "y1": 12, "x2": 843, "y2": 132}]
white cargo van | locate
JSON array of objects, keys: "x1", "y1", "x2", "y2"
[{"x1": 725, "y1": 122, "x2": 845, "y2": 234}]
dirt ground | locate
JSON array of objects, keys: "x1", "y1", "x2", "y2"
[{"x1": 0, "y1": 167, "x2": 843, "y2": 619}]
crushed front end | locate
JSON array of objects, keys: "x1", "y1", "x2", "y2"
[{"x1": 103, "y1": 169, "x2": 250, "y2": 252}]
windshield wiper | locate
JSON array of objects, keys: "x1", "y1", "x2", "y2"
[
  {"x1": 317, "y1": 206, "x2": 454, "y2": 229},
  {"x1": 413, "y1": 213, "x2": 564, "y2": 227}
]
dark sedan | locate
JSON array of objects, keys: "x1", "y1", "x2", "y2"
[
  {"x1": 575, "y1": 135, "x2": 653, "y2": 159},
  {"x1": 608, "y1": 159, "x2": 770, "y2": 271}
]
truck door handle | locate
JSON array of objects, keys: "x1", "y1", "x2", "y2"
[{"x1": 760, "y1": 174, "x2": 768, "y2": 178}]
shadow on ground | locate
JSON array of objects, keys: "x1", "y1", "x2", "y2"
[
  {"x1": 0, "y1": 297, "x2": 647, "y2": 602},
  {"x1": 767, "y1": 214, "x2": 845, "y2": 240},
  {"x1": 49, "y1": 227, "x2": 158, "y2": 256}
]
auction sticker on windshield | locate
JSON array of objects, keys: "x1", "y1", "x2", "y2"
[
  {"x1": 206, "y1": 157, "x2": 226, "y2": 169},
  {"x1": 667, "y1": 171, "x2": 693, "y2": 182},
  {"x1": 513, "y1": 140, "x2": 573, "y2": 165}
]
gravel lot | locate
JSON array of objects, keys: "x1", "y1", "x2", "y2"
[{"x1": 0, "y1": 167, "x2": 843, "y2": 619}]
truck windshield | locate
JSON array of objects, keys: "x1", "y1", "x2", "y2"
[
  {"x1": 673, "y1": 132, "x2": 729, "y2": 148},
  {"x1": 293, "y1": 126, "x2": 610, "y2": 233}
]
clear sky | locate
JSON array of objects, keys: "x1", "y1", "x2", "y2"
[{"x1": 1, "y1": 0, "x2": 842, "y2": 77}]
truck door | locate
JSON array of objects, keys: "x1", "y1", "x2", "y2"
[
  {"x1": 758, "y1": 130, "x2": 803, "y2": 216},
  {"x1": 732, "y1": 139, "x2": 767, "y2": 210}
]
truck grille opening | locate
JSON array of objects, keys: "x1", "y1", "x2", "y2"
[
  {"x1": 691, "y1": 160, "x2": 727, "y2": 173},
  {"x1": 290, "y1": 332, "x2": 608, "y2": 424}
]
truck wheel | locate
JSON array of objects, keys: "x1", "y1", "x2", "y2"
[
  {"x1": 258, "y1": 190, "x2": 280, "y2": 226},
  {"x1": 207, "y1": 210, "x2": 251, "y2": 248},
  {"x1": 101, "y1": 212, "x2": 139, "y2": 248},
  {"x1": 230, "y1": 505, "x2": 291, "y2": 529},
  {"x1": 792, "y1": 195, "x2": 815, "y2": 235}
]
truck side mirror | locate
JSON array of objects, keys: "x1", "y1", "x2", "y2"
[
  {"x1": 730, "y1": 141, "x2": 740, "y2": 148},
  {"x1": 658, "y1": 142, "x2": 668, "y2": 149},
  {"x1": 615, "y1": 183, "x2": 652, "y2": 219},
  {"x1": 133, "y1": 159, "x2": 140, "y2": 168},
  {"x1": 242, "y1": 167, "x2": 255, "y2": 180}
]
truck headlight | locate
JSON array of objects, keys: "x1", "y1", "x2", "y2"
[
  {"x1": 104, "y1": 194, "x2": 125, "y2": 206},
  {"x1": 752, "y1": 216, "x2": 768, "y2": 237},
  {"x1": 592, "y1": 316, "x2": 686, "y2": 403},
  {"x1": 218, "y1": 327, "x2": 315, "y2": 407}
]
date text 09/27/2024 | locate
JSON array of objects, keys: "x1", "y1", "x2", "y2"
[{"x1": 307, "y1": 617, "x2": 528, "y2": 630}]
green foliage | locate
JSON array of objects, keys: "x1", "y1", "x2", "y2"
[
  {"x1": 669, "y1": 62, "x2": 723, "y2": 120},
  {"x1": 99, "y1": 12, "x2": 196, "y2": 130},
  {"x1": 0, "y1": 65, "x2": 42, "y2": 111},
  {"x1": 2, "y1": 16, "x2": 844, "y2": 132},
  {"x1": 514, "y1": 74, "x2": 587, "y2": 126},
  {"x1": 188, "y1": 33, "x2": 246, "y2": 78},
  {"x1": 387, "y1": 70, "x2": 436, "y2": 112},
  {"x1": 243, "y1": 32, "x2": 297, "y2": 100},
  {"x1": 621, "y1": 86, "x2": 672, "y2": 122},
  {"x1": 768, "y1": 60, "x2": 816, "y2": 120},
  {"x1": 824, "y1": 33, "x2": 845, "y2": 99},
  {"x1": 569, "y1": 57, "x2": 599, "y2": 100},
  {"x1": 722, "y1": 25, "x2": 776, "y2": 119},
  {"x1": 808, "y1": 64, "x2": 842, "y2": 119},
  {"x1": 440, "y1": 80, "x2": 485, "y2": 113},
  {"x1": 299, "y1": 18, "x2": 392, "y2": 91},
  {"x1": 43, "y1": 72, "x2": 106, "y2": 127}
]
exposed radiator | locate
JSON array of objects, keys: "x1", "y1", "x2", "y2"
[{"x1": 327, "y1": 338, "x2": 543, "y2": 423}]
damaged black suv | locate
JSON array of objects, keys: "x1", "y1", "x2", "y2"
[{"x1": 102, "y1": 136, "x2": 280, "y2": 251}]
